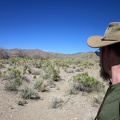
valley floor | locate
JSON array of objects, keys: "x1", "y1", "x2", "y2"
[{"x1": 0, "y1": 68, "x2": 105, "y2": 120}]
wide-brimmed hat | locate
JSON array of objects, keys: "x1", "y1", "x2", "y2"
[{"x1": 87, "y1": 22, "x2": 120, "y2": 48}]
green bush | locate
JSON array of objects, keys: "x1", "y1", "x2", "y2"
[
  {"x1": 14, "y1": 77, "x2": 21, "y2": 86},
  {"x1": 5, "y1": 76, "x2": 22, "y2": 91},
  {"x1": 41, "y1": 59, "x2": 60, "y2": 81},
  {"x1": 6, "y1": 68, "x2": 21, "y2": 79},
  {"x1": 71, "y1": 72, "x2": 105, "y2": 93}
]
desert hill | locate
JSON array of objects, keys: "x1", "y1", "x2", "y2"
[{"x1": 2, "y1": 48, "x2": 99, "y2": 60}]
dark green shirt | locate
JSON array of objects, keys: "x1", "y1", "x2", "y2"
[{"x1": 97, "y1": 83, "x2": 120, "y2": 120}]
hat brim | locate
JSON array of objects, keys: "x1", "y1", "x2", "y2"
[{"x1": 87, "y1": 36, "x2": 120, "y2": 48}]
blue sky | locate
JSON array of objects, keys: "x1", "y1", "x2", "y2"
[{"x1": 0, "y1": 0, "x2": 120, "y2": 54}]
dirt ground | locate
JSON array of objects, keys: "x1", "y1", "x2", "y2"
[{"x1": 0, "y1": 67, "x2": 105, "y2": 120}]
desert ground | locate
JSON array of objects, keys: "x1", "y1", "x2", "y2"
[{"x1": 0, "y1": 50, "x2": 107, "y2": 120}]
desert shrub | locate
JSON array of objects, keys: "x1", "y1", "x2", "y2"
[
  {"x1": 21, "y1": 74, "x2": 32, "y2": 83},
  {"x1": 16, "y1": 99, "x2": 28, "y2": 106},
  {"x1": 13, "y1": 69, "x2": 21, "y2": 77},
  {"x1": 28, "y1": 67, "x2": 41, "y2": 75},
  {"x1": 3, "y1": 68, "x2": 22, "y2": 80},
  {"x1": 4, "y1": 68, "x2": 22, "y2": 91},
  {"x1": 20, "y1": 87, "x2": 40, "y2": 99},
  {"x1": 71, "y1": 72, "x2": 105, "y2": 93},
  {"x1": 14, "y1": 77, "x2": 22, "y2": 86},
  {"x1": 23, "y1": 65, "x2": 29, "y2": 74},
  {"x1": 34, "y1": 79, "x2": 46, "y2": 92},
  {"x1": 43, "y1": 73, "x2": 50, "y2": 80},
  {"x1": 0, "y1": 48, "x2": 9, "y2": 59},
  {"x1": 9, "y1": 57, "x2": 20, "y2": 66},
  {"x1": 53, "y1": 58, "x2": 73, "y2": 68},
  {"x1": 0, "y1": 63, "x2": 5, "y2": 69},
  {"x1": 5, "y1": 76, "x2": 22, "y2": 91},
  {"x1": 51, "y1": 66, "x2": 60, "y2": 81},
  {"x1": 51, "y1": 97, "x2": 64, "y2": 108},
  {"x1": 46, "y1": 80, "x2": 56, "y2": 88},
  {"x1": 40, "y1": 59, "x2": 60, "y2": 81},
  {"x1": 81, "y1": 61, "x2": 95, "y2": 68},
  {"x1": 5, "y1": 80, "x2": 18, "y2": 91},
  {"x1": 3, "y1": 71, "x2": 14, "y2": 80},
  {"x1": 32, "y1": 59, "x2": 42, "y2": 68}
]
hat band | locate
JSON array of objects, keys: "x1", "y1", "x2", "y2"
[{"x1": 101, "y1": 37, "x2": 120, "y2": 41}]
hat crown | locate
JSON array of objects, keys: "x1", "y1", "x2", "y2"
[
  {"x1": 104, "y1": 22, "x2": 120, "y2": 40},
  {"x1": 87, "y1": 22, "x2": 120, "y2": 48}
]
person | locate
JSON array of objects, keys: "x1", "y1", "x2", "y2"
[{"x1": 87, "y1": 22, "x2": 120, "y2": 120}]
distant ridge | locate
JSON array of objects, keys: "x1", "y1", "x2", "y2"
[{"x1": 4, "y1": 48, "x2": 98, "y2": 60}]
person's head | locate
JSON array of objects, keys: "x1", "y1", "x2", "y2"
[{"x1": 87, "y1": 22, "x2": 120, "y2": 81}]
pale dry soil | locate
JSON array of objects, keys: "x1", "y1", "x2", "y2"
[{"x1": 0, "y1": 68, "x2": 106, "y2": 120}]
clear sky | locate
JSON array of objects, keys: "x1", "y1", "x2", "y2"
[{"x1": 1, "y1": 0, "x2": 120, "y2": 54}]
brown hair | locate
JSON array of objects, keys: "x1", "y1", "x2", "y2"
[{"x1": 107, "y1": 43, "x2": 120, "y2": 57}]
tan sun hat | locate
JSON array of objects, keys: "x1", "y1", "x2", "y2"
[{"x1": 87, "y1": 22, "x2": 120, "y2": 48}]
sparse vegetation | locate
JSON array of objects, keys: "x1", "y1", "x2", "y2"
[
  {"x1": 0, "y1": 48, "x2": 105, "y2": 120},
  {"x1": 0, "y1": 48, "x2": 104, "y2": 120}
]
